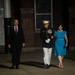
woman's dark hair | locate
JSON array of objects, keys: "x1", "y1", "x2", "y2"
[
  {"x1": 57, "y1": 24, "x2": 66, "y2": 30},
  {"x1": 57, "y1": 24, "x2": 63, "y2": 28},
  {"x1": 13, "y1": 18, "x2": 19, "y2": 21}
]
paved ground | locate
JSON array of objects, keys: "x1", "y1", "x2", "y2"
[{"x1": 0, "y1": 49, "x2": 75, "y2": 75}]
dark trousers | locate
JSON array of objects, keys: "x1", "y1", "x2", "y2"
[{"x1": 11, "y1": 43, "x2": 22, "y2": 67}]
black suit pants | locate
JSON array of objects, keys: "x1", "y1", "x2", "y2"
[{"x1": 11, "y1": 43, "x2": 22, "y2": 67}]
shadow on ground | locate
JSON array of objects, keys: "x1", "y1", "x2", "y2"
[
  {"x1": 0, "y1": 65, "x2": 10, "y2": 69},
  {"x1": 20, "y1": 61, "x2": 58, "y2": 68}
]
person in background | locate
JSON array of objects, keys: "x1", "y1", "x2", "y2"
[
  {"x1": 8, "y1": 19, "x2": 25, "y2": 69},
  {"x1": 54, "y1": 24, "x2": 68, "y2": 68},
  {"x1": 40, "y1": 20, "x2": 54, "y2": 69}
]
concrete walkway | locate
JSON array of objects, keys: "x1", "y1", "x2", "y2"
[{"x1": 0, "y1": 49, "x2": 75, "y2": 75}]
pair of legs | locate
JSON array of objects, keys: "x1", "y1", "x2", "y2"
[
  {"x1": 58, "y1": 56, "x2": 64, "y2": 68},
  {"x1": 11, "y1": 44, "x2": 22, "y2": 69},
  {"x1": 43, "y1": 47, "x2": 52, "y2": 66}
]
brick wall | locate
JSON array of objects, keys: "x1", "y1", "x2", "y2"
[
  {"x1": 69, "y1": 11, "x2": 75, "y2": 46},
  {"x1": 21, "y1": 11, "x2": 34, "y2": 47},
  {"x1": 20, "y1": 0, "x2": 75, "y2": 48}
]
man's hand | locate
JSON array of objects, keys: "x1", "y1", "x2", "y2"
[
  {"x1": 8, "y1": 44, "x2": 11, "y2": 48},
  {"x1": 22, "y1": 43, "x2": 25, "y2": 47},
  {"x1": 51, "y1": 36, "x2": 54, "y2": 38}
]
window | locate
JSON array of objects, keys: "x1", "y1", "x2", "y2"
[{"x1": 34, "y1": 0, "x2": 53, "y2": 30}]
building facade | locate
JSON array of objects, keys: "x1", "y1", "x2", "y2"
[{"x1": 0, "y1": 0, "x2": 75, "y2": 51}]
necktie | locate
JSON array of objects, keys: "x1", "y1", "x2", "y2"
[{"x1": 15, "y1": 26, "x2": 18, "y2": 33}]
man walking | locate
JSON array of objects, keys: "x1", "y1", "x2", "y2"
[
  {"x1": 8, "y1": 19, "x2": 25, "y2": 69},
  {"x1": 40, "y1": 20, "x2": 54, "y2": 69}
]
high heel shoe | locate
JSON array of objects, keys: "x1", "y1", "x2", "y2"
[
  {"x1": 58, "y1": 63, "x2": 61, "y2": 68},
  {"x1": 58, "y1": 63, "x2": 64, "y2": 68},
  {"x1": 60, "y1": 64, "x2": 64, "y2": 68}
]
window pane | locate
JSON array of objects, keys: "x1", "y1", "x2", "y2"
[
  {"x1": 36, "y1": 15, "x2": 51, "y2": 29},
  {"x1": 36, "y1": 0, "x2": 51, "y2": 13}
]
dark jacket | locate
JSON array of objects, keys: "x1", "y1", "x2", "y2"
[
  {"x1": 8, "y1": 26, "x2": 25, "y2": 48},
  {"x1": 40, "y1": 27, "x2": 54, "y2": 48}
]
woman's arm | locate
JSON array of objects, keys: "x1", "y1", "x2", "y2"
[{"x1": 65, "y1": 34, "x2": 68, "y2": 46}]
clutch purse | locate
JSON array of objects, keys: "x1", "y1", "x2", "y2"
[{"x1": 63, "y1": 45, "x2": 66, "y2": 49}]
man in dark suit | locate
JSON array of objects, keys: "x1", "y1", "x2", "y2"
[
  {"x1": 8, "y1": 19, "x2": 25, "y2": 69},
  {"x1": 40, "y1": 20, "x2": 54, "y2": 69}
]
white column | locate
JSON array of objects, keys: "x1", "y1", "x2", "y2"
[
  {"x1": 4, "y1": 0, "x2": 11, "y2": 18},
  {"x1": 4, "y1": 0, "x2": 11, "y2": 53}
]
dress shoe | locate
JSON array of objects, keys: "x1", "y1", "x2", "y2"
[
  {"x1": 44, "y1": 64, "x2": 49, "y2": 69},
  {"x1": 16, "y1": 66, "x2": 19, "y2": 69},
  {"x1": 10, "y1": 65, "x2": 14, "y2": 69},
  {"x1": 48, "y1": 65, "x2": 50, "y2": 68}
]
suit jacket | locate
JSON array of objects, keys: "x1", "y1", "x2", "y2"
[
  {"x1": 9, "y1": 26, "x2": 25, "y2": 47},
  {"x1": 40, "y1": 27, "x2": 54, "y2": 48}
]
